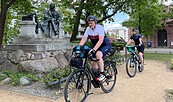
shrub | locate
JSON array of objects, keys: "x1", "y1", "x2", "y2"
[
  {"x1": 84, "y1": 41, "x2": 93, "y2": 48},
  {"x1": 0, "y1": 73, "x2": 8, "y2": 81},
  {"x1": 2, "y1": 70, "x2": 38, "y2": 86},
  {"x1": 71, "y1": 40, "x2": 80, "y2": 44},
  {"x1": 43, "y1": 67, "x2": 72, "y2": 88},
  {"x1": 111, "y1": 42, "x2": 124, "y2": 51}
]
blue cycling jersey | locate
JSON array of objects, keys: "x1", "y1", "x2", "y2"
[{"x1": 130, "y1": 34, "x2": 144, "y2": 45}]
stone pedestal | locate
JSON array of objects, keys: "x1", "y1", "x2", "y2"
[
  {"x1": 2, "y1": 15, "x2": 75, "y2": 53},
  {"x1": 18, "y1": 21, "x2": 37, "y2": 38}
]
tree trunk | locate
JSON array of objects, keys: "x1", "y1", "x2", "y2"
[
  {"x1": 146, "y1": 36, "x2": 149, "y2": 48},
  {"x1": 70, "y1": 0, "x2": 85, "y2": 42},
  {"x1": 138, "y1": 16, "x2": 142, "y2": 33},
  {"x1": 0, "y1": 0, "x2": 8, "y2": 49}
]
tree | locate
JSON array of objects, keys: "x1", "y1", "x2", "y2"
[
  {"x1": 122, "y1": 0, "x2": 168, "y2": 46},
  {"x1": 0, "y1": 0, "x2": 16, "y2": 48},
  {"x1": 0, "y1": 0, "x2": 33, "y2": 46},
  {"x1": 60, "y1": 0, "x2": 135, "y2": 42}
]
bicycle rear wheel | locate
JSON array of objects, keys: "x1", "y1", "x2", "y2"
[
  {"x1": 126, "y1": 56, "x2": 137, "y2": 77},
  {"x1": 64, "y1": 69, "x2": 91, "y2": 102},
  {"x1": 101, "y1": 62, "x2": 117, "y2": 93}
]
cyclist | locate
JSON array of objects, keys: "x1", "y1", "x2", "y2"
[
  {"x1": 126, "y1": 28, "x2": 145, "y2": 69},
  {"x1": 79, "y1": 15, "x2": 111, "y2": 82}
]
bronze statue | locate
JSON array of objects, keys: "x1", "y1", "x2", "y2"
[{"x1": 41, "y1": 3, "x2": 61, "y2": 38}]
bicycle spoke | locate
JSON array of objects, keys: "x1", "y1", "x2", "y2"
[{"x1": 64, "y1": 69, "x2": 90, "y2": 102}]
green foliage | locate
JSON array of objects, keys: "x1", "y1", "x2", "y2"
[
  {"x1": 111, "y1": 42, "x2": 124, "y2": 51},
  {"x1": 43, "y1": 67, "x2": 72, "y2": 88},
  {"x1": 0, "y1": 73, "x2": 8, "y2": 81},
  {"x1": 109, "y1": 52, "x2": 124, "y2": 64},
  {"x1": 71, "y1": 40, "x2": 80, "y2": 44},
  {"x1": 122, "y1": 0, "x2": 168, "y2": 37},
  {"x1": 2, "y1": 0, "x2": 34, "y2": 44},
  {"x1": 2, "y1": 70, "x2": 38, "y2": 86},
  {"x1": 84, "y1": 41, "x2": 93, "y2": 48}
]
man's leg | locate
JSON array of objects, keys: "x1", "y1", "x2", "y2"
[
  {"x1": 95, "y1": 51, "x2": 104, "y2": 72},
  {"x1": 91, "y1": 61, "x2": 99, "y2": 70},
  {"x1": 139, "y1": 52, "x2": 144, "y2": 65}
]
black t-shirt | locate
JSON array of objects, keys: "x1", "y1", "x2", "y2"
[{"x1": 130, "y1": 34, "x2": 144, "y2": 45}]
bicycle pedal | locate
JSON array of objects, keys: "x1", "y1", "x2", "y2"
[{"x1": 106, "y1": 76, "x2": 112, "y2": 79}]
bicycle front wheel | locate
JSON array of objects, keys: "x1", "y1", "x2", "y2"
[
  {"x1": 126, "y1": 56, "x2": 137, "y2": 77},
  {"x1": 64, "y1": 69, "x2": 91, "y2": 102},
  {"x1": 101, "y1": 62, "x2": 117, "y2": 93}
]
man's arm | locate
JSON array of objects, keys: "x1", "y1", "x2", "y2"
[
  {"x1": 139, "y1": 38, "x2": 142, "y2": 46},
  {"x1": 126, "y1": 39, "x2": 132, "y2": 46},
  {"x1": 79, "y1": 36, "x2": 88, "y2": 46}
]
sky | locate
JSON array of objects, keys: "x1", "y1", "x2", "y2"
[{"x1": 104, "y1": 0, "x2": 173, "y2": 30}]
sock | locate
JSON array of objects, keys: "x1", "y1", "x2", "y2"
[{"x1": 100, "y1": 72, "x2": 104, "y2": 75}]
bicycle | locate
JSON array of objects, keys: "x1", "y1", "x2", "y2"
[
  {"x1": 64, "y1": 45, "x2": 117, "y2": 102},
  {"x1": 120, "y1": 37, "x2": 144, "y2": 77}
]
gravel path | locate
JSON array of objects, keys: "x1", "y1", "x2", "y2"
[{"x1": 0, "y1": 60, "x2": 173, "y2": 102}]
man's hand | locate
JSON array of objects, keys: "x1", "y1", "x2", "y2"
[{"x1": 88, "y1": 49, "x2": 96, "y2": 55}]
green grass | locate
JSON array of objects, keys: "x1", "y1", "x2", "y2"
[{"x1": 144, "y1": 53, "x2": 173, "y2": 62}]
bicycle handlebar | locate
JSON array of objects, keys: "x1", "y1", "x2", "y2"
[
  {"x1": 120, "y1": 37, "x2": 140, "y2": 48},
  {"x1": 120, "y1": 37, "x2": 127, "y2": 46}
]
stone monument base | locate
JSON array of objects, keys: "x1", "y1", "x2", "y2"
[{"x1": 2, "y1": 38, "x2": 75, "y2": 52}]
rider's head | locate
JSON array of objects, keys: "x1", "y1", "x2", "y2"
[
  {"x1": 87, "y1": 15, "x2": 98, "y2": 29},
  {"x1": 132, "y1": 28, "x2": 139, "y2": 35},
  {"x1": 50, "y1": 3, "x2": 55, "y2": 10}
]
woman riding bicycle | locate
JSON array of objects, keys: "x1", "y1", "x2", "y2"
[
  {"x1": 126, "y1": 28, "x2": 145, "y2": 69},
  {"x1": 79, "y1": 15, "x2": 111, "y2": 82}
]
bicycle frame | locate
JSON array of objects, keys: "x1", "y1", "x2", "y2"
[{"x1": 80, "y1": 57, "x2": 101, "y2": 88}]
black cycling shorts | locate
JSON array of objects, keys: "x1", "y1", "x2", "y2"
[{"x1": 137, "y1": 45, "x2": 145, "y2": 53}]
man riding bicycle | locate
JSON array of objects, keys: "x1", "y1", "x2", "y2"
[
  {"x1": 126, "y1": 28, "x2": 145, "y2": 69},
  {"x1": 79, "y1": 15, "x2": 111, "y2": 82}
]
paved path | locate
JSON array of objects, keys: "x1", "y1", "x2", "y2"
[
  {"x1": 0, "y1": 60, "x2": 173, "y2": 102},
  {"x1": 145, "y1": 48, "x2": 173, "y2": 54}
]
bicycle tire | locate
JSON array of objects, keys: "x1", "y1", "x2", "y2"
[
  {"x1": 64, "y1": 69, "x2": 91, "y2": 102},
  {"x1": 126, "y1": 56, "x2": 137, "y2": 77},
  {"x1": 101, "y1": 62, "x2": 117, "y2": 93}
]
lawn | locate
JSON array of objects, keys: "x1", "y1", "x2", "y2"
[{"x1": 144, "y1": 53, "x2": 173, "y2": 62}]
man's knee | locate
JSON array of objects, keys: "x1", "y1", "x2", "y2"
[
  {"x1": 91, "y1": 61, "x2": 97, "y2": 66},
  {"x1": 139, "y1": 52, "x2": 143, "y2": 57},
  {"x1": 96, "y1": 51, "x2": 103, "y2": 59}
]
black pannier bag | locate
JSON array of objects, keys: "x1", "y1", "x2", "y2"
[
  {"x1": 70, "y1": 57, "x2": 83, "y2": 68},
  {"x1": 69, "y1": 45, "x2": 90, "y2": 68}
]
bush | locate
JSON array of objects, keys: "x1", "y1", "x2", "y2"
[
  {"x1": 2, "y1": 70, "x2": 38, "y2": 86},
  {"x1": 0, "y1": 73, "x2": 8, "y2": 81},
  {"x1": 111, "y1": 42, "x2": 124, "y2": 51},
  {"x1": 71, "y1": 40, "x2": 80, "y2": 44},
  {"x1": 84, "y1": 41, "x2": 93, "y2": 48},
  {"x1": 43, "y1": 67, "x2": 72, "y2": 88}
]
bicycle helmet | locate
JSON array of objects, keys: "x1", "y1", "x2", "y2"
[
  {"x1": 132, "y1": 28, "x2": 139, "y2": 33},
  {"x1": 87, "y1": 15, "x2": 98, "y2": 23}
]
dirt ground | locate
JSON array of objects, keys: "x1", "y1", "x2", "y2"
[{"x1": 0, "y1": 60, "x2": 173, "y2": 102}]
